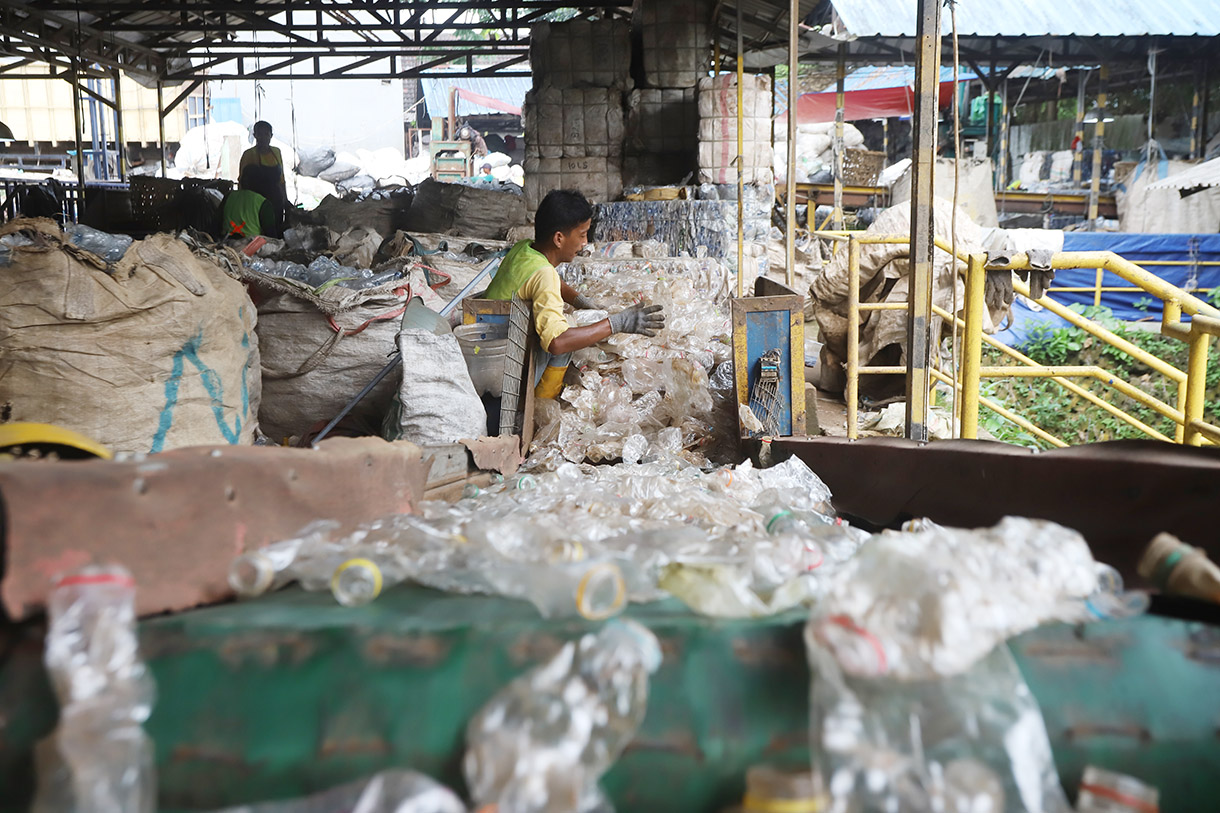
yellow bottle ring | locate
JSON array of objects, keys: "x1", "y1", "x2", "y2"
[
  {"x1": 331, "y1": 558, "x2": 383, "y2": 600},
  {"x1": 742, "y1": 793, "x2": 825, "y2": 813},
  {"x1": 575, "y1": 562, "x2": 626, "y2": 620}
]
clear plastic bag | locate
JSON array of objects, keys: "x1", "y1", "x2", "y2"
[
  {"x1": 806, "y1": 637, "x2": 1072, "y2": 813},
  {"x1": 34, "y1": 565, "x2": 155, "y2": 813},
  {"x1": 464, "y1": 619, "x2": 662, "y2": 813},
  {"x1": 208, "y1": 769, "x2": 466, "y2": 813}
]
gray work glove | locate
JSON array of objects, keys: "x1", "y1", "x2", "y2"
[
  {"x1": 608, "y1": 303, "x2": 665, "y2": 337},
  {"x1": 571, "y1": 293, "x2": 599, "y2": 310}
]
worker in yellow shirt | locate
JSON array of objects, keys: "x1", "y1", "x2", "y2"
[
  {"x1": 485, "y1": 189, "x2": 664, "y2": 398},
  {"x1": 238, "y1": 120, "x2": 287, "y2": 237}
]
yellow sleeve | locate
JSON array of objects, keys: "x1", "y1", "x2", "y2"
[{"x1": 519, "y1": 265, "x2": 570, "y2": 352}]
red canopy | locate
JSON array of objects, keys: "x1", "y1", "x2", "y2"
[{"x1": 779, "y1": 81, "x2": 957, "y2": 124}]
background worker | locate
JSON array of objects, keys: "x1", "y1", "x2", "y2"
[
  {"x1": 485, "y1": 189, "x2": 664, "y2": 399},
  {"x1": 239, "y1": 120, "x2": 288, "y2": 237},
  {"x1": 223, "y1": 166, "x2": 275, "y2": 239}
]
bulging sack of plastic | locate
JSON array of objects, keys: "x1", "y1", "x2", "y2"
[
  {"x1": 209, "y1": 769, "x2": 466, "y2": 813},
  {"x1": 34, "y1": 565, "x2": 155, "y2": 813},
  {"x1": 807, "y1": 638, "x2": 1071, "y2": 813},
  {"x1": 807, "y1": 516, "x2": 1098, "y2": 680},
  {"x1": 464, "y1": 619, "x2": 662, "y2": 813}
]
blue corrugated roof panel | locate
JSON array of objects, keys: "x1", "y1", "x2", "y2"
[
  {"x1": 830, "y1": 0, "x2": 1220, "y2": 37},
  {"x1": 420, "y1": 76, "x2": 531, "y2": 119}
]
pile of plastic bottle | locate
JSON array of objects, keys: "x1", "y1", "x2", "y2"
[
  {"x1": 245, "y1": 255, "x2": 406, "y2": 291},
  {"x1": 530, "y1": 256, "x2": 738, "y2": 469}
]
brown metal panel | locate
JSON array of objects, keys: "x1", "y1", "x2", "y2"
[
  {"x1": 0, "y1": 438, "x2": 431, "y2": 620},
  {"x1": 774, "y1": 436, "x2": 1220, "y2": 583}
]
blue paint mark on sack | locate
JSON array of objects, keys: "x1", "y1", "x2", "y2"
[{"x1": 151, "y1": 310, "x2": 252, "y2": 452}]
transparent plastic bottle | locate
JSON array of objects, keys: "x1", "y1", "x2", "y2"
[
  {"x1": 228, "y1": 520, "x2": 341, "y2": 598},
  {"x1": 66, "y1": 223, "x2": 133, "y2": 264},
  {"x1": 1067, "y1": 564, "x2": 1151, "y2": 621},
  {"x1": 330, "y1": 552, "x2": 415, "y2": 607},
  {"x1": 34, "y1": 565, "x2": 155, "y2": 813},
  {"x1": 514, "y1": 474, "x2": 539, "y2": 491},
  {"x1": 212, "y1": 769, "x2": 466, "y2": 813},
  {"x1": 484, "y1": 559, "x2": 628, "y2": 620},
  {"x1": 464, "y1": 619, "x2": 662, "y2": 813}
]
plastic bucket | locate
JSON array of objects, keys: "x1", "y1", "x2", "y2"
[{"x1": 454, "y1": 322, "x2": 509, "y2": 397}]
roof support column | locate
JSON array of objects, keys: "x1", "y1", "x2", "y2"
[
  {"x1": 905, "y1": 0, "x2": 942, "y2": 443},
  {"x1": 1072, "y1": 69, "x2": 1088, "y2": 185},
  {"x1": 735, "y1": 0, "x2": 744, "y2": 298},
  {"x1": 832, "y1": 42, "x2": 845, "y2": 230},
  {"x1": 784, "y1": 0, "x2": 799, "y2": 287},
  {"x1": 113, "y1": 70, "x2": 126, "y2": 181},
  {"x1": 157, "y1": 81, "x2": 167, "y2": 178},
  {"x1": 70, "y1": 60, "x2": 86, "y2": 209},
  {"x1": 1087, "y1": 63, "x2": 1108, "y2": 225},
  {"x1": 1190, "y1": 59, "x2": 1207, "y2": 159}
]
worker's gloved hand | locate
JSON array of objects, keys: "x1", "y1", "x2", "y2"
[
  {"x1": 571, "y1": 293, "x2": 600, "y2": 310},
  {"x1": 608, "y1": 303, "x2": 665, "y2": 337}
]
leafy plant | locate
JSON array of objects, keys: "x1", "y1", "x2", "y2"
[{"x1": 974, "y1": 305, "x2": 1220, "y2": 449}]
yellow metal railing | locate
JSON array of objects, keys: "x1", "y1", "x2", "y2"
[{"x1": 823, "y1": 232, "x2": 1220, "y2": 446}]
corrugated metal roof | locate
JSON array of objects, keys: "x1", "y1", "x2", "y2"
[
  {"x1": 421, "y1": 76, "x2": 531, "y2": 119},
  {"x1": 829, "y1": 0, "x2": 1220, "y2": 38},
  {"x1": 1147, "y1": 157, "x2": 1220, "y2": 191}
]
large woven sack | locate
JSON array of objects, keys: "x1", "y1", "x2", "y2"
[
  {"x1": 389, "y1": 328, "x2": 486, "y2": 446},
  {"x1": 256, "y1": 288, "x2": 406, "y2": 442},
  {"x1": 0, "y1": 219, "x2": 260, "y2": 453}
]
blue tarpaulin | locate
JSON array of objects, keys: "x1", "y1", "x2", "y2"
[{"x1": 993, "y1": 233, "x2": 1220, "y2": 347}]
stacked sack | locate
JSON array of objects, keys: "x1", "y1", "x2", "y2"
[
  {"x1": 697, "y1": 73, "x2": 774, "y2": 185},
  {"x1": 523, "y1": 19, "x2": 630, "y2": 210},
  {"x1": 624, "y1": 0, "x2": 711, "y2": 187}
]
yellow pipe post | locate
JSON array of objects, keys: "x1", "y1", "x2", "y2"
[
  {"x1": 959, "y1": 254, "x2": 986, "y2": 438},
  {"x1": 1183, "y1": 333, "x2": 1214, "y2": 446},
  {"x1": 736, "y1": 2, "x2": 744, "y2": 298},
  {"x1": 846, "y1": 236, "x2": 861, "y2": 439},
  {"x1": 1093, "y1": 266, "x2": 1104, "y2": 307},
  {"x1": 785, "y1": 0, "x2": 798, "y2": 288}
]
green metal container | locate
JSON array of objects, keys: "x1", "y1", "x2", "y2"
[{"x1": 2, "y1": 586, "x2": 1217, "y2": 811}]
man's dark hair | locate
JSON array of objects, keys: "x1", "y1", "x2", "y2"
[
  {"x1": 535, "y1": 189, "x2": 593, "y2": 245},
  {"x1": 238, "y1": 165, "x2": 259, "y2": 189},
  {"x1": 253, "y1": 120, "x2": 272, "y2": 134}
]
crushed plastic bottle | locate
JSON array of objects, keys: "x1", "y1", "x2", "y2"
[
  {"x1": 1076, "y1": 766, "x2": 1159, "y2": 813},
  {"x1": 807, "y1": 638, "x2": 1071, "y2": 813},
  {"x1": 464, "y1": 619, "x2": 662, "y2": 813},
  {"x1": 228, "y1": 520, "x2": 342, "y2": 598},
  {"x1": 329, "y1": 551, "x2": 414, "y2": 607},
  {"x1": 1060, "y1": 563, "x2": 1151, "y2": 622},
  {"x1": 33, "y1": 565, "x2": 155, "y2": 813},
  {"x1": 807, "y1": 516, "x2": 1101, "y2": 679},
  {"x1": 66, "y1": 224, "x2": 133, "y2": 265},
  {"x1": 207, "y1": 769, "x2": 466, "y2": 813}
]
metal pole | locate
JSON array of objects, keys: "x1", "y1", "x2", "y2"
[
  {"x1": 736, "y1": 1, "x2": 744, "y2": 298},
  {"x1": 998, "y1": 79, "x2": 1009, "y2": 189},
  {"x1": 157, "y1": 81, "x2": 167, "y2": 178},
  {"x1": 70, "y1": 62, "x2": 86, "y2": 213},
  {"x1": 1182, "y1": 332, "x2": 1212, "y2": 446},
  {"x1": 833, "y1": 43, "x2": 845, "y2": 229},
  {"x1": 1088, "y1": 64, "x2": 1108, "y2": 225},
  {"x1": 785, "y1": 0, "x2": 798, "y2": 288},
  {"x1": 959, "y1": 254, "x2": 986, "y2": 439},
  {"x1": 1189, "y1": 63, "x2": 1203, "y2": 159},
  {"x1": 905, "y1": 0, "x2": 942, "y2": 443},
  {"x1": 1072, "y1": 70, "x2": 1087, "y2": 186},
  {"x1": 113, "y1": 70, "x2": 126, "y2": 181},
  {"x1": 87, "y1": 77, "x2": 103, "y2": 180},
  {"x1": 846, "y1": 235, "x2": 860, "y2": 439}
]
